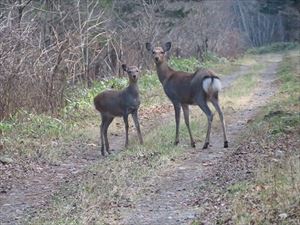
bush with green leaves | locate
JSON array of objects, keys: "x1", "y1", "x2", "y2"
[{"x1": 169, "y1": 57, "x2": 200, "y2": 72}]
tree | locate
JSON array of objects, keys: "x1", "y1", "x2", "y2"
[
  {"x1": 257, "y1": 0, "x2": 300, "y2": 42},
  {"x1": 258, "y1": 0, "x2": 300, "y2": 15}
]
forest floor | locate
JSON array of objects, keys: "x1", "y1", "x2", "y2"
[{"x1": 1, "y1": 52, "x2": 299, "y2": 225}]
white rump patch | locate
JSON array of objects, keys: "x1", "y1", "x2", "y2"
[{"x1": 202, "y1": 77, "x2": 222, "y2": 94}]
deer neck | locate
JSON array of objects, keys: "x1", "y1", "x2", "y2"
[
  {"x1": 156, "y1": 61, "x2": 172, "y2": 84},
  {"x1": 127, "y1": 81, "x2": 139, "y2": 96}
]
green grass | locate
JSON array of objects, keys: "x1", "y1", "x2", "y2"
[
  {"x1": 169, "y1": 56, "x2": 201, "y2": 72},
  {"x1": 225, "y1": 72, "x2": 258, "y2": 98},
  {"x1": 221, "y1": 64, "x2": 264, "y2": 111},
  {"x1": 0, "y1": 112, "x2": 71, "y2": 163},
  {"x1": 16, "y1": 113, "x2": 65, "y2": 138},
  {"x1": 227, "y1": 181, "x2": 249, "y2": 195},
  {"x1": 169, "y1": 53, "x2": 239, "y2": 75}
]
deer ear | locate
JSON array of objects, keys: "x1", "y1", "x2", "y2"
[
  {"x1": 145, "y1": 42, "x2": 152, "y2": 52},
  {"x1": 163, "y1": 42, "x2": 172, "y2": 52},
  {"x1": 122, "y1": 64, "x2": 127, "y2": 72}
]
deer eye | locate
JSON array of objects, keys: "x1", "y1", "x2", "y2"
[
  {"x1": 152, "y1": 51, "x2": 155, "y2": 54},
  {"x1": 160, "y1": 51, "x2": 164, "y2": 54}
]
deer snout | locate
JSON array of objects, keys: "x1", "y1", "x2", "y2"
[
  {"x1": 132, "y1": 75, "x2": 137, "y2": 79},
  {"x1": 154, "y1": 56, "x2": 159, "y2": 62}
]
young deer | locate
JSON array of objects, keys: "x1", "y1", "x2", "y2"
[
  {"x1": 94, "y1": 64, "x2": 143, "y2": 156},
  {"x1": 146, "y1": 42, "x2": 228, "y2": 149}
]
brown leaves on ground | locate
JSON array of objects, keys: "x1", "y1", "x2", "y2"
[
  {"x1": 190, "y1": 130, "x2": 300, "y2": 224},
  {"x1": 139, "y1": 104, "x2": 173, "y2": 121}
]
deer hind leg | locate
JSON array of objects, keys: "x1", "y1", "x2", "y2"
[
  {"x1": 100, "y1": 115, "x2": 106, "y2": 156},
  {"x1": 100, "y1": 123, "x2": 105, "y2": 156},
  {"x1": 182, "y1": 104, "x2": 195, "y2": 147},
  {"x1": 123, "y1": 114, "x2": 129, "y2": 148},
  {"x1": 210, "y1": 96, "x2": 228, "y2": 148},
  {"x1": 173, "y1": 102, "x2": 181, "y2": 145},
  {"x1": 196, "y1": 96, "x2": 213, "y2": 149},
  {"x1": 103, "y1": 116, "x2": 114, "y2": 154},
  {"x1": 131, "y1": 110, "x2": 143, "y2": 144}
]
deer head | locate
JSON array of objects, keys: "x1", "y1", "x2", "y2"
[
  {"x1": 122, "y1": 64, "x2": 140, "y2": 83},
  {"x1": 146, "y1": 42, "x2": 172, "y2": 64}
]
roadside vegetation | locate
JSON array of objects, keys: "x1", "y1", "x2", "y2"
[{"x1": 225, "y1": 50, "x2": 300, "y2": 224}]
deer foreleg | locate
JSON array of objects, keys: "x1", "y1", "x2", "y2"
[
  {"x1": 132, "y1": 110, "x2": 143, "y2": 145},
  {"x1": 100, "y1": 121, "x2": 105, "y2": 156},
  {"x1": 173, "y1": 103, "x2": 181, "y2": 145},
  {"x1": 103, "y1": 117, "x2": 114, "y2": 154}
]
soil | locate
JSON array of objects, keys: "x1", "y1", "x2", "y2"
[{"x1": 0, "y1": 54, "x2": 282, "y2": 225}]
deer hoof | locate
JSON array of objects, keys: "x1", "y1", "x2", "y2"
[
  {"x1": 202, "y1": 142, "x2": 209, "y2": 149},
  {"x1": 107, "y1": 149, "x2": 112, "y2": 155},
  {"x1": 101, "y1": 147, "x2": 105, "y2": 156},
  {"x1": 174, "y1": 140, "x2": 179, "y2": 145},
  {"x1": 191, "y1": 142, "x2": 196, "y2": 148},
  {"x1": 224, "y1": 141, "x2": 229, "y2": 148}
]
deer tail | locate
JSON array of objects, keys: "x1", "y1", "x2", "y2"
[{"x1": 202, "y1": 76, "x2": 222, "y2": 94}]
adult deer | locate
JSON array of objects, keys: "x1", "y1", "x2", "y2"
[
  {"x1": 146, "y1": 42, "x2": 228, "y2": 149},
  {"x1": 94, "y1": 64, "x2": 143, "y2": 156}
]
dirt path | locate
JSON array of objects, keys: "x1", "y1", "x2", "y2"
[
  {"x1": 119, "y1": 54, "x2": 282, "y2": 225},
  {"x1": 0, "y1": 55, "x2": 281, "y2": 225}
]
